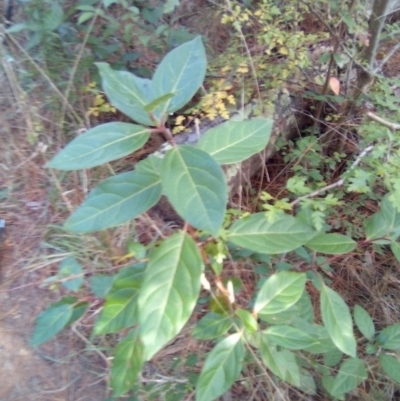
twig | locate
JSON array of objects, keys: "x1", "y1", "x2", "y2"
[
  {"x1": 367, "y1": 111, "x2": 400, "y2": 130},
  {"x1": 290, "y1": 145, "x2": 374, "y2": 206}
]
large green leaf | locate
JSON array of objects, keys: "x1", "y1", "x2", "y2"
[
  {"x1": 138, "y1": 232, "x2": 203, "y2": 360},
  {"x1": 259, "y1": 339, "x2": 301, "y2": 387},
  {"x1": 46, "y1": 122, "x2": 151, "y2": 170},
  {"x1": 379, "y1": 353, "x2": 400, "y2": 384},
  {"x1": 321, "y1": 286, "x2": 356, "y2": 357},
  {"x1": 96, "y1": 62, "x2": 155, "y2": 126},
  {"x1": 254, "y1": 272, "x2": 306, "y2": 315},
  {"x1": 153, "y1": 36, "x2": 206, "y2": 115},
  {"x1": 263, "y1": 325, "x2": 317, "y2": 350},
  {"x1": 196, "y1": 333, "x2": 245, "y2": 401},
  {"x1": 227, "y1": 213, "x2": 315, "y2": 254},
  {"x1": 353, "y1": 305, "x2": 375, "y2": 341},
  {"x1": 192, "y1": 313, "x2": 233, "y2": 340},
  {"x1": 161, "y1": 145, "x2": 227, "y2": 235},
  {"x1": 305, "y1": 233, "x2": 356, "y2": 254},
  {"x1": 111, "y1": 329, "x2": 144, "y2": 397},
  {"x1": 197, "y1": 119, "x2": 273, "y2": 164},
  {"x1": 30, "y1": 303, "x2": 73, "y2": 346},
  {"x1": 377, "y1": 323, "x2": 400, "y2": 350},
  {"x1": 64, "y1": 170, "x2": 162, "y2": 233},
  {"x1": 329, "y1": 358, "x2": 367, "y2": 399}
]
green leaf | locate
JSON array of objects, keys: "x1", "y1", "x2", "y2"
[
  {"x1": 353, "y1": 305, "x2": 375, "y2": 341},
  {"x1": 153, "y1": 36, "x2": 207, "y2": 115},
  {"x1": 379, "y1": 353, "x2": 400, "y2": 384},
  {"x1": 377, "y1": 323, "x2": 400, "y2": 350},
  {"x1": 259, "y1": 290, "x2": 314, "y2": 324},
  {"x1": 196, "y1": 333, "x2": 245, "y2": 401},
  {"x1": 305, "y1": 233, "x2": 356, "y2": 255},
  {"x1": 390, "y1": 241, "x2": 400, "y2": 262},
  {"x1": 144, "y1": 92, "x2": 175, "y2": 112},
  {"x1": 330, "y1": 358, "x2": 367, "y2": 399},
  {"x1": 321, "y1": 286, "x2": 356, "y2": 357},
  {"x1": 263, "y1": 325, "x2": 317, "y2": 350},
  {"x1": 46, "y1": 123, "x2": 151, "y2": 170},
  {"x1": 113, "y1": 263, "x2": 146, "y2": 290},
  {"x1": 161, "y1": 146, "x2": 227, "y2": 235},
  {"x1": 64, "y1": 169, "x2": 162, "y2": 233},
  {"x1": 58, "y1": 256, "x2": 83, "y2": 291},
  {"x1": 96, "y1": 62, "x2": 155, "y2": 126},
  {"x1": 197, "y1": 119, "x2": 273, "y2": 164},
  {"x1": 93, "y1": 288, "x2": 139, "y2": 335},
  {"x1": 192, "y1": 313, "x2": 233, "y2": 340},
  {"x1": 138, "y1": 232, "x2": 203, "y2": 360},
  {"x1": 89, "y1": 275, "x2": 113, "y2": 298},
  {"x1": 227, "y1": 214, "x2": 315, "y2": 254},
  {"x1": 254, "y1": 272, "x2": 306, "y2": 315},
  {"x1": 259, "y1": 339, "x2": 301, "y2": 387},
  {"x1": 111, "y1": 329, "x2": 144, "y2": 397},
  {"x1": 30, "y1": 304, "x2": 73, "y2": 346},
  {"x1": 236, "y1": 309, "x2": 258, "y2": 333},
  {"x1": 93, "y1": 265, "x2": 145, "y2": 334},
  {"x1": 292, "y1": 321, "x2": 336, "y2": 354},
  {"x1": 364, "y1": 194, "x2": 400, "y2": 240}
]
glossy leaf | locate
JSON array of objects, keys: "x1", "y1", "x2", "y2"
[
  {"x1": 263, "y1": 325, "x2": 317, "y2": 350},
  {"x1": 196, "y1": 333, "x2": 245, "y2": 401},
  {"x1": 138, "y1": 232, "x2": 203, "y2": 360},
  {"x1": 58, "y1": 256, "x2": 83, "y2": 291},
  {"x1": 47, "y1": 123, "x2": 151, "y2": 170},
  {"x1": 227, "y1": 213, "x2": 315, "y2": 254},
  {"x1": 254, "y1": 272, "x2": 306, "y2": 315},
  {"x1": 353, "y1": 305, "x2": 375, "y2": 341},
  {"x1": 111, "y1": 329, "x2": 144, "y2": 397},
  {"x1": 259, "y1": 339, "x2": 301, "y2": 387},
  {"x1": 379, "y1": 353, "x2": 400, "y2": 384},
  {"x1": 96, "y1": 62, "x2": 155, "y2": 126},
  {"x1": 161, "y1": 145, "x2": 227, "y2": 235},
  {"x1": 192, "y1": 313, "x2": 233, "y2": 340},
  {"x1": 330, "y1": 358, "x2": 367, "y2": 399},
  {"x1": 197, "y1": 119, "x2": 273, "y2": 164},
  {"x1": 153, "y1": 36, "x2": 206, "y2": 115},
  {"x1": 305, "y1": 233, "x2": 356, "y2": 255},
  {"x1": 64, "y1": 169, "x2": 162, "y2": 233},
  {"x1": 321, "y1": 286, "x2": 356, "y2": 357},
  {"x1": 30, "y1": 303, "x2": 73, "y2": 346},
  {"x1": 377, "y1": 323, "x2": 400, "y2": 350}
]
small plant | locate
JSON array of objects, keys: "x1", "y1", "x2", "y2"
[{"x1": 33, "y1": 30, "x2": 400, "y2": 401}]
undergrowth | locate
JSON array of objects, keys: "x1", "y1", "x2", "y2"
[{"x1": 2, "y1": 0, "x2": 400, "y2": 400}]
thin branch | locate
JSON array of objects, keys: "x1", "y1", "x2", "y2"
[
  {"x1": 290, "y1": 145, "x2": 374, "y2": 206},
  {"x1": 367, "y1": 111, "x2": 400, "y2": 130}
]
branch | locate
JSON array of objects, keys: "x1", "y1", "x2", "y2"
[
  {"x1": 367, "y1": 111, "x2": 400, "y2": 130},
  {"x1": 290, "y1": 145, "x2": 374, "y2": 206}
]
